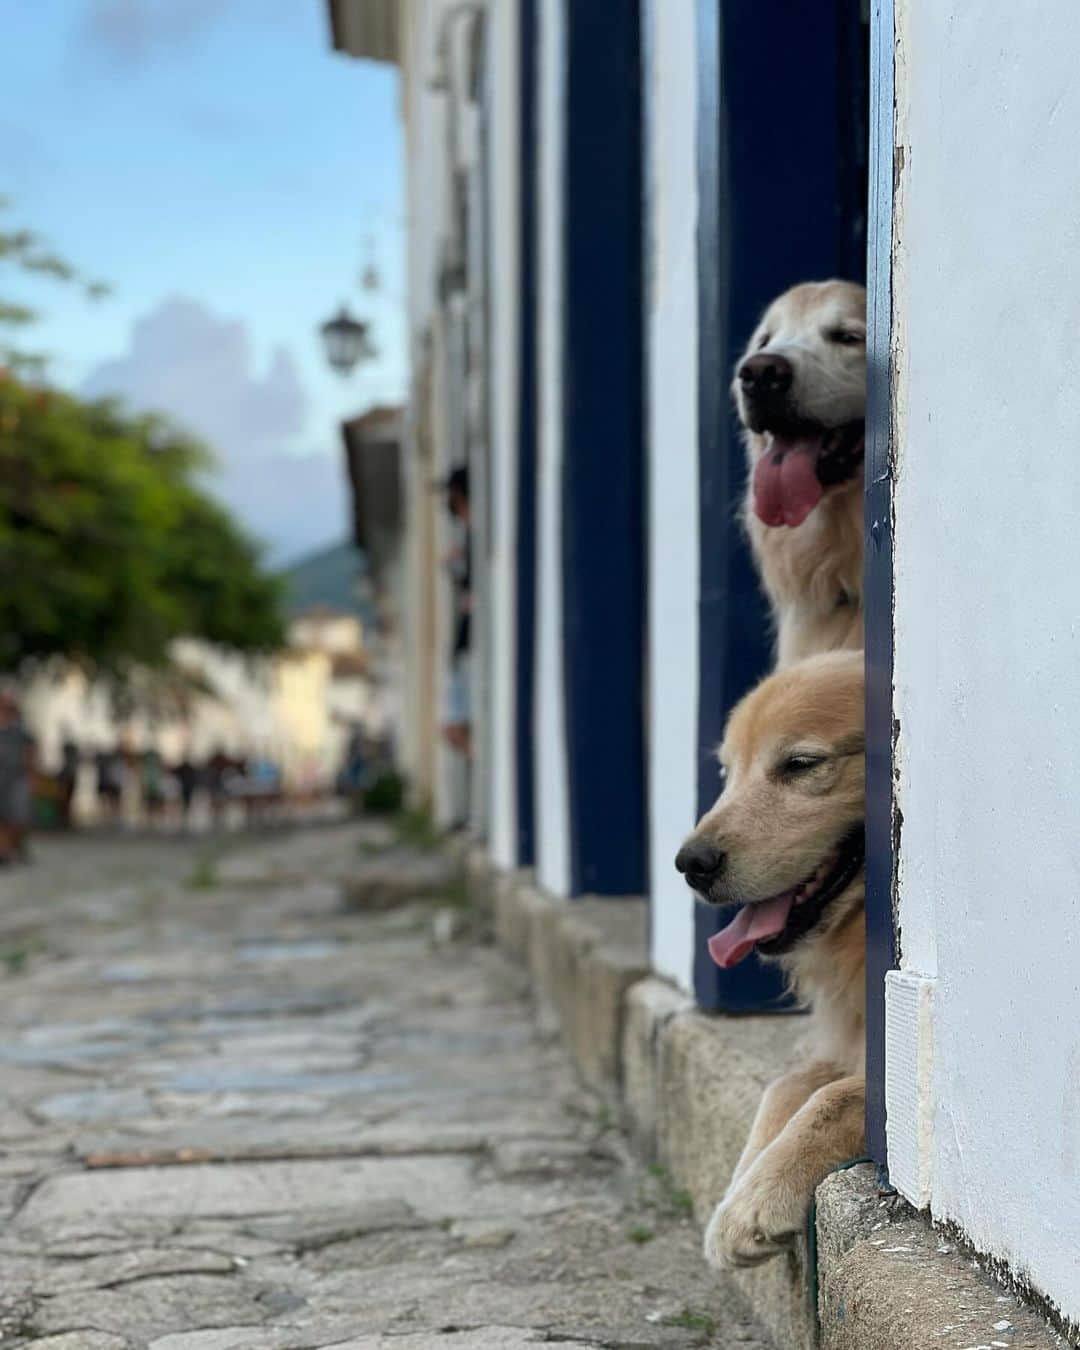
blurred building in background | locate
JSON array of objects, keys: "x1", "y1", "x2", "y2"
[
  {"x1": 332, "y1": 0, "x2": 513, "y2": 840},
  {"x1": 20, "y1": 603, "x2": 385, "y2": 821}
]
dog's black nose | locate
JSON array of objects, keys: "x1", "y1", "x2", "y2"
[
  {"x1": 738, "y1": 352, "x2": 793, "y2": 397},
  {"x1": 674, "y1": 839, "x2": 725, "y2": 888}
]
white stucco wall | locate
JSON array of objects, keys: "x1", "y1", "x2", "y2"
[
  {"x1": 890, "y1": 0, "x2": 1080, "y2": 1323},
  {"x1": 485, "y1": 0, "x2": 520, "y2": 868},
  {"x1": 533, "y1": 0, "x2": 570, "y2": 897},
  {"x1": 645, "y1": 0, "x2": 699, "y2": 991}
]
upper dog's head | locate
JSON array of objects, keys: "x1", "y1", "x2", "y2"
[
  {"x1": 675, "y1": 650, "x2": 864, "y2": 970},
  {"x1": 735, "y1": 281, "x2": 867, "y2": 530}
]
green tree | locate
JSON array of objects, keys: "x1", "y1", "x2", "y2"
[
  {"x1": 0, "y1": 375, "x2": 285, "y2": 674},
  {"x1": 0, "y1": 197, "x2": 108, "y2": 373}
]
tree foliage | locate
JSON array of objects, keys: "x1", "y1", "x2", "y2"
[
  {"x1": 0, "y1": 197, "x2": 109, "y2": 372},
  {"x1": 0, "y1": 375, "x2": 285, "y2": 674}
]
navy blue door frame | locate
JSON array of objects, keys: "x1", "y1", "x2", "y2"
[
  {"x1": 514, "y1": 0, "x2": 538, "y2": 868},
  {"x1": 692, "y1": 0, "x2": 869, "y2": 1011},
  {"x1": 560, "y1": 0, "x2": 647, "y2": 897},
  {"x1": 864, "y1": 0, "x2": 898, "y2": 1167}
]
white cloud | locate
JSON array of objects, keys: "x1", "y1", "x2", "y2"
[{"x1": 83, "y1": 296, "x2": 347, "y2": 564}]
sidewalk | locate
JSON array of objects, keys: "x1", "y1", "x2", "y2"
[{"x1": 0, "y1": 825, "x2": 768, "y2": 1349}]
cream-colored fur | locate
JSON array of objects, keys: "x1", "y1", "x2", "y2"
[
  {"x1": 679, "y1": 652, "x2": 866, "y2": 1268},
  {"x1": 736, "y1": 281, "x2": 867, "y2": 665}
]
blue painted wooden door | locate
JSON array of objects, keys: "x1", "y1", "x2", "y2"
[{"x1": 692, "y1": 0, "x2": 870, "y2": 1012}]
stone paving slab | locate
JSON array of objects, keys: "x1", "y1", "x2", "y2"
[{"x1": 0, "y1": 826, "x2": 769, "y2": 1349}]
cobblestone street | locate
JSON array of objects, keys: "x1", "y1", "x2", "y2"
[{"x1": 0, "y1": 824, "x2": 767, "y2": 1349}]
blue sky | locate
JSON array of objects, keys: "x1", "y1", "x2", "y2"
[{"x1": 1, "y1": 0, "x2": 405, "y2": 563}]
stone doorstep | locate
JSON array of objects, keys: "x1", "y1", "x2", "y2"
[
  {"x1": 478, "y1": 858, "x2": 1068, "y2": 1350},
  {"x1": 817, "y1": 1166, "x2": 1066, "y2": 1350}
]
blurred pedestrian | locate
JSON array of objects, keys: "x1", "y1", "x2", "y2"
[
  {"x1": 95, "y1": 744, "x2": 124, "y2": 824},
  {"x1": 174, "y1": 754, "x2": 200, "y2": 829},
  {"x1": 58, "y1": 735, "x2": 79, "y2": 829},
  {"x1": 438, "y1": 466, "x2": 472, "y2": 758},
  {"x1": 141, "y1": 747, "x2": 166, "y2": 826},
  {"x1": 0, "y1": 693, "x2": 34, "y2": 863},
  {"x1": 205, "y1": 748, "x2": 231, "y2": 829},
  {"x1": 337, "y1": 727, "x2": 370, "y2": 798}
]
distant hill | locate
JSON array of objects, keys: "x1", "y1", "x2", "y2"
[{"x1": 280, "y1": 541, "x2": 366, "y2": 619}]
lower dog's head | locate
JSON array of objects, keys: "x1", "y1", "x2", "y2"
[
  {"x1": 734, "y1": 280, "x2": 867, "y2": 530},
  {"x1": 675, "y1": 651, "x2": 865, "y2": 970}
]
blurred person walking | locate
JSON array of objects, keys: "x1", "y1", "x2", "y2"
[
  {"x1": 141, "y1": 747, "x2": 166, "y2": 826},
  {"x1": 94, "y1": 745, "x2": 124, "y2": 824},
  {"x1": 174, "y1": 754, "x2": 200, "y2": 830},
  {"x1": 337, "y1": 726, "x2": 370, "y2": 800},
  {"x1": 439, "y1": 466, "x2": 473, "y2": 758},
  {"x1": 0, "y1": 693, "x2": 34, "y2": 863},
  {"x1": 58, "y1": 735, "x2": 79, "y2": 829},
  {"x1": 205, "y1": 748, "x2": 232, "y2": 830}
]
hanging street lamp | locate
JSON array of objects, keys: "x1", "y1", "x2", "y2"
[{"x1": 319, "y1": 305, "x2": 374, "y2": 376}]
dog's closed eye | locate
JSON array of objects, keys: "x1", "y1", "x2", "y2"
[
  {"x1": 773, "y1": 741, "x2": 863, "y2": 785},
  {"x1": 775, "y1": 753, "x2": 827, "y2": 781},
  {"x1": 825, "y1": 327, "x2": 864, "y2": 346}
]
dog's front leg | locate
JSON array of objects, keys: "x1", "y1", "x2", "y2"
[
  {"x1": 705, "y1": 1075, "x2": 865, "y2": 1270},
  {"x1": 727, "y1": 1060, "x2": 844, "y2": 1190}
]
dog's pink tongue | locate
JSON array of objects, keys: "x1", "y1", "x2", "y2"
[
  {"x1": 706, "y1": 895, "x2": 796, "y2": 969},
  {"x1": 752, "y1": 438, "x2": 824, "y2": 528}
]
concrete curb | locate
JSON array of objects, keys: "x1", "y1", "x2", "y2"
[
  {"x1": 494, "y1": 876, "x2": 650, "y2": 1090},
  {"x1": 477, "y1": 861, "x2": 1067, "y2": 1350},
  {"x1": 653, "y1": 1005, "x2": 815, "y2": 1350},
  {"x1": 462, "y1": 842, "x2": 496, "y2": 911}
]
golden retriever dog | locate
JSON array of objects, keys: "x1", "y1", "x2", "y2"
[
  {"x1": 735, "y1": 281, "x2": 867, "y2": 666},
  {"x1": 674, "y1": 650, "x2": 865, "y2": 1268}
]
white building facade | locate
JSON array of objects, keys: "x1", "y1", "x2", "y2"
[{"x1": 331, "y1": 0, "x2": 1080, "y2": 1330}]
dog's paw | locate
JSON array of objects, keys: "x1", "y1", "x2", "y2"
[{"x1": 703, "y1": 1171, "x2": 807, "y2": 1270}]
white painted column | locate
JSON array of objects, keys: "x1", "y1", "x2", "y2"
[
  {"x1": 645, "y1": 0, "x2": 699, "y2": 990},
  {"x1": 533, "y1": 0, "x2": 570, "y2": 897},
  {"x1": 485, "y1": 0, "x2": 521, "y2": 869},
  {"x1": 887, "y1": 0, "x2": 1080, "y2": 1324}
]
